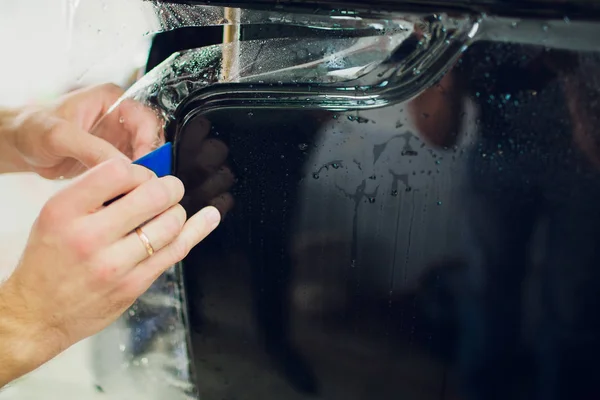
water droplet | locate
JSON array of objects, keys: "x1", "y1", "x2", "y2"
[
  {"x1": 298, "y1": 143, "x2": 309, "y2": 151},
  {"x1": 141, "y1": 358, "x2": 149, "y2": 365},
  {"x1": 247, "y1": 112, "x2": 254, "y2": 118},
  {"x1": 119, "y1": 117, "x2": 125, "y2": 124},
  {"x1": 368, "y1": 197, "x2": 376, "y2": 204},
  {"x1": 128, "y1": 309, "x2": 136, "y2": 317},
  {"x1": 391, "y1": 190, "x2": 399, "y2": 196},
  {"x1": 564, "y1": 16, "x2": 571, "y2": 24},
  {"x1": 332, "y1": 163, "x2": 340, "y2": 169},
  {"x1": 542, "y1": 24, "x2": 549, "y2": 32},
  {"x1": 437, "y1": 201, "x2": 442, "y2": 205},
  {"x1": 119, "y1": 344, "x2": 126, "y2": 352},
  {"x1": 369, "y1": 175, "x2": 376, "y2": 180},
  {"x1": 312, "y1": 173, "x2": 320, "y2": 179},
  {"x1": 406, "y1": 186, "x2": 412, "y2": 192},
  {"x1": 511, "y1": 21, "x2": 519, "y2": 29}
]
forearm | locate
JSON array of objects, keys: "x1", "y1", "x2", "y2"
[
  {"x1": 0, "y1": 282, "x2": 57, "y2": 388},
  {"x1": 0, "y1": 108, "x2": 30, "y2": 174}
]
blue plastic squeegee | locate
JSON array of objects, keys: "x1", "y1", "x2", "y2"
[
  {"x1": 132, "y1": 142, "x2": 173, "y2": 177},
  {"x1": 103, "y1": 142, "x2": 173, "y2": 206}
]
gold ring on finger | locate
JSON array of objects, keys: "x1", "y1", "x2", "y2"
[{"x1": 135, "y1": 227, "x2": 155, "y2": 257}]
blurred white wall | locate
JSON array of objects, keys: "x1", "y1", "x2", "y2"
[
  {"x1": 0, "y1": 1, "x2": 154, "y2": 398},
  {"x1": 0, "y1": 0, "x2": 154, "y2": 280}
]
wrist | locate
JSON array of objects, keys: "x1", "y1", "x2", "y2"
[
  {"x1": 0, "y1": 280, "x2": 58, "y2": 387},
  {"x1": 0, "y1": 108, "x2": 31, "y2": 174}
]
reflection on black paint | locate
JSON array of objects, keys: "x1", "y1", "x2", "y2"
[{"x1": 168, "y1": 40, "x2": 600, "y2": 400}]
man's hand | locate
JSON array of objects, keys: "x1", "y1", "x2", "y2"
[
  {"x1": 0, "y1": 159, "x2": 221, "y2": 387},
  {"x1": 0, "y1": 83, "x2": 161, "y2": 178}
]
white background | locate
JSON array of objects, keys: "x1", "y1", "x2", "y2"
[{"x1": 0, "y1": 0, "x2": 154, "y2": 398}]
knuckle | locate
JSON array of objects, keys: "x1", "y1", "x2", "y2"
[
  {"x1": 45, "y1": 120, "x2": 69, "y2": 149},
  {"x1": 175, "y1": 204, "x2": 188, "y2": 223},
  {"x1": 169, "y1": 239, "x2": 190, "y2": 262},
  {"x1": 91, "y1": 258, "x2": 121, "y2": 285},
  {"x1": 38, "y1": 199, "x2": 64, "y2": 228},
  {"x1": 102, "y1": 158, "x2": 131, "y2": 182},
  {"x1": 65, "y1": 225, "x2": 99, "y2": 260},
  {"x1": 164, "y1": 209, "x2": 185, "y2": 238},
  {"x1": 132, "y1": 164, "x2": 156, "y2": 181},
  {"x1": 145, "y1": 179, "x2": 171, "y2": 208},
  {"x1": 164, "y1": 176, "x2": 185, "y2": 201}
]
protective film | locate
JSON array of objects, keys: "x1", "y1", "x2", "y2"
[{"x1": 65, "y1": 2, "x2": 600, "y2": 400}]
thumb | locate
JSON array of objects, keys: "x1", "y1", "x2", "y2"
[{"x1": 53, "y1": 125, "x2": 130, "y2": 168}]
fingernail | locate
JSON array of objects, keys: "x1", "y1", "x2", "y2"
[{"x1": 203, "y1": 207, "x2": 221, "y2": 227}]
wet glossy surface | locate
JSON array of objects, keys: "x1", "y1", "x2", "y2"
[
  {"x1": 175, "y1": 41, "x2": 600, "y2": 400},
  {"x1": 83, "y1": 4, "x2": 600, "y2": 399},
  {"x1": 155, "y1": 0, "x2": 600, "y2": 20}
]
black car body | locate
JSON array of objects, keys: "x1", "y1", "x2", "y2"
[{"x1": 90, "y1": 2, "x2": 600, "y2": 399}]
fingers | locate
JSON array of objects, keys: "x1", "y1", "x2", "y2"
[
  {"x1": 208, "y1": 193, "x2": 235, "y2": 216},
  {"x1": 91, "y1": 175, "x2": 185, "y2": 242},
  {"x1": 87, "y1": 87, "x2": 165, "y2": 161},
  {"x1": 99, "y1": 204, "x2": 187, "y2": 276},
  {"x1": 118, "y1": 99, "x2": 164, "y2": 160},
  {"x1": 189, "y1": 166, "x2": 236, "y2": 204},
  {"x1": 57, "y1": 83, "x2": 126, "y2": 128},
  {"x1": 93, "y1": 97, "x2": 164, "y2": 160},
  {"x1": 51, "y1": 160, "x2": 155, "y2": 215},
  {"x1": 47, "y1": 120, "x2": 130, "y2": 168},
  {"x1": 179, "y1": 139, "x2": 230, "y2": 186},
  {"x1": 120, "y1": 206, "x2": 221, "y2": 293},
  {"x1": 56, "y1": 83, "x2": 132, "y2": 166},
  {"x1": 181, "y1": 163, "x2": 236, "y2": 216},
  {"x1": 61, "y1": 83, "x2": 165, "y2": 164},
  {"x1": 176, "y1": 116, "x2": 212, "y2": 161}
]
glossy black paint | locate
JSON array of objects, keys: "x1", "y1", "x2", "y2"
[{"x1": 149, "y1": 9, "x2": 600, "y2": 400}]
